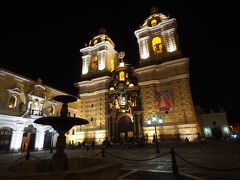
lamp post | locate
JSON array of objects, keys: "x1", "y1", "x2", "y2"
[
  {"x1": 147, "y1": 115, "x2": 163, "y2": 154},
  {"x1": 147, "y1": 115, "x2": 163, "y2": 140}
]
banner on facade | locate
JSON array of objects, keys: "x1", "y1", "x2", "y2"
[{"x1": 155, "y1": 90, "x2": 172, "y2": 113}]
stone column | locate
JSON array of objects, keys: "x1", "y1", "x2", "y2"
[
  {"x1": 138, "y1": 113, "x2": 143, "y2": 136},
  {"x1": 133, "y1": 113, "x2": 138, "y2": 136},
  {"x1": 109, "y1": 117, "x2": 113, "y2": 142},
  {"x1": 134, "y1": 112, "x2": 143, "y2": 136},
  {"x1": 113, "y1": 121, "x2": 117, "y2": 141},
  {"x1": 10, "y1": 126, "x2": 24, "y2": 152},
  {"x1": 34, "y1": 127, "x2": 45, "y2": 150}
]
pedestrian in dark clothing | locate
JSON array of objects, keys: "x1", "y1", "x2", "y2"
[
  {"x1": 82, "y1": 141, "x2": 86, "y2": 151},
  {"x1": 91, "y1": 140, "x2": 95, "y2": 150}
]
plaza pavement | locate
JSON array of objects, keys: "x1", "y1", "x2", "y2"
[{"x1": 0, "y1": 140, "x2": 240, "y2": 179}]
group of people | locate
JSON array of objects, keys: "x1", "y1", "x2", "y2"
[
  {"x1": 68, "y1": 136, "x2": 204, "y2": 152},
  {"x1": 119, "y1": 136, "x2": 147, "y2": 149},
  {"x1": 69, "y1": 140, "x2": 95, "y2": 151},
  {"x1": 81, "y1": 140, "x2": 95, "y2": 151}
]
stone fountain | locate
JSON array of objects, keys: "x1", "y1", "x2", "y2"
[
  {"x1": 35, "y1": 95, "x2": 89, "y2": 171},
  {"x1": 2, "y1": 95, "x2": 122, "y2": 180}
]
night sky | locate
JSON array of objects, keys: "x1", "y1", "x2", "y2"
[{"x1": 2, "y1": 1, "x2": 240, "y2": 122}]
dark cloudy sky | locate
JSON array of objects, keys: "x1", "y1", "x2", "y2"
[{"x1": 2, "y1": 1, "x2": 240, "y2": 122}]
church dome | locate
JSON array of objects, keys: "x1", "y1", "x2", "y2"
[
  {"x1": 141, "y1": 7, "x2": 169, "y2": 28},
  {"x1": 89, "y1": 28, "x2": 115, "y2": 47}
]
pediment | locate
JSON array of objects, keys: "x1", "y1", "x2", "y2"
[{"x1": 7, "y1": 87, "x2": 22, "y2": 94}]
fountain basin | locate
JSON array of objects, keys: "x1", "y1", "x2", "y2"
[
  {"x1": 34, "y1": 116, "x2": 89, "y2": 132},
  {"x1": 2, "y1": 157, "x2": 122, "y2": 180}
]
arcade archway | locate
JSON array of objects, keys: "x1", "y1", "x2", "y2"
[{"x1": 21, "y1": 125, "x2": 36, "y2": 152}]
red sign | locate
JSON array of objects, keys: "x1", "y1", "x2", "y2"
[{"x1": 155, "y1": 91, "x2": 172, "y2": 113}]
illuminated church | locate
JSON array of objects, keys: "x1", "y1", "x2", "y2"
[
  {"x1": 74, "y1": 8, "x2": 200, "y2": 143},
  {"x1": 0, "y1": 8, "x2": 200, "y2": 153}
]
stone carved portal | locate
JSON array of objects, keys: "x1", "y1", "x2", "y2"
[{"x1": 108, "y1": 59, "x2": 140, "y2": 141}]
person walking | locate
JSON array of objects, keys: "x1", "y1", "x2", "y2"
[{"x1": 91, "y1": 140, "x2": 95, "y2": 150}]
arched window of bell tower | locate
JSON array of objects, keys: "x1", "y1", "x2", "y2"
[
  {"x1": 91, "y1": 55, "x2": 98, "y2": 70},
  {"x1": 152, "y1": 37, "x2": 163, "y2": 54}
]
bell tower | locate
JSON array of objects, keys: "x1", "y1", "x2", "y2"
[
  {"x1": 80, "y1": 28, "x2": 118, "y2": 79},
  {"x1": 134, "y1": 7, "x2": 200, "y2": 142},
  {"x1": 134, "y1": 7, "x2": 181, "y2": 66},
  {"x1": 75, "y1": 29, "x2": 119, "y2": 143}
]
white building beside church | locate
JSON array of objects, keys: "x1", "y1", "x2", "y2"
[
  {"x1": 195, "y1": 106, "x2": 230, "y2": 139},
  {"x1": 0, "y1": 68, "x2": 80, "y2": 153}
]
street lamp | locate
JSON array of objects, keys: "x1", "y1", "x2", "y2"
[
  {"x1": 147, "y1": 115, "x2": 163, "y2": 154},
  {"x1": 147, "y1": 115, "x2": 163, "y2": 140}
]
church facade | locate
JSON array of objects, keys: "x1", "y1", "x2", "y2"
[
  {"x1": 74, "y1": 9, "x2": 200, "y2": 143},
  {"x1": 0, "y1": 8, "x2": 200, "y2": 153}
]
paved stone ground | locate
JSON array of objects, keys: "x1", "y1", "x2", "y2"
[{"x1": 0, "y1": 140, "x2": 240, "y2": 179}]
